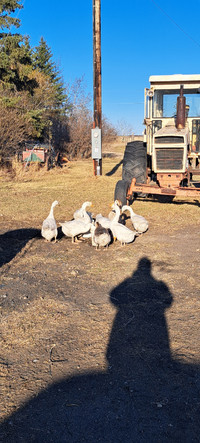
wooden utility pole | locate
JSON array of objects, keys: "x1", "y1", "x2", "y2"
[{"x1": 93, "y1": 0, "x2": 102, "y2": 175}]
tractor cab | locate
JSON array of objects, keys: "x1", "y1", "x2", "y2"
[{"x1": 144, "y1": 74, "x2": 200, "y2": 171}]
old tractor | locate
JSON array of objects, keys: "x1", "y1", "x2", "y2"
[{"x1": 114, "y1": 74, "x2": 200, "y2": 204}]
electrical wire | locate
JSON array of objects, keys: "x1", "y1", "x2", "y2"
[{"x1": 151, "y1": 0, "x2": 200, "y2": 49}]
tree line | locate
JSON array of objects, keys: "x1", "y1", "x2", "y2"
[{"x1": 0, "y1": 0, "x2": 117, "y2": 163}]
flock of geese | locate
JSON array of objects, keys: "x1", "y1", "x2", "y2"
[{"x1": 41, "y1": 200, "x2": 149, "y2": 249}]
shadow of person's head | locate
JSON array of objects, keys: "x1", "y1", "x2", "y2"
[{"x1": 110, "y1": 256, "x2": 173, "y2": 309}]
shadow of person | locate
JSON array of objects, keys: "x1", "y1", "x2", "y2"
[
  {"x1": 0, "y1": 228, "x2": 41, "y2": 268},
  {"x1": 0, "y1": 258, "x2": 199, "y2": 442},
  {"x1": 107, "y1": 257, "x2": 173, "y2": 378}
]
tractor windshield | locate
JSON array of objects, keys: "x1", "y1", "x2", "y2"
[{"x1": 153, "y1": 89, "x2": 200, "y2": 118}]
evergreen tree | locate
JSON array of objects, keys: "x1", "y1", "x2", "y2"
[
  {"x1": 0, "y1": 34, "x2": 36, "y2": 91},
  {"x1": 0, "y1": 2, "x2": 70, "y2": 155},
  {"x1": 33, "y1": 37, "x2": 55, "y2": 78},
  {"x1": 33, "y1": 37, "x2": 68, "y2": 111},
  {"x1": 0, "y1": 0, "x2": 36, "y2": 91},
  {"x1": 0, "y1": 0, "x2": 22, "y2": 30}
]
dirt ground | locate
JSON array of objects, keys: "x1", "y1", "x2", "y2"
[{"x1": 0, "y1": 150, "x2": 200, "y2": 442}]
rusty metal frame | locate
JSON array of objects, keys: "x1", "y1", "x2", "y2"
[{"x1": 127, "y1": 178, "x2": 200, "y2": 199}]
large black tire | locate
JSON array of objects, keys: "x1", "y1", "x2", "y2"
[
  {"x1": 122, "y1": 141, "x2": 147, "y2": 185},
  {"x1": 114, "y1": 180, "x2": 129, "y2": 206}
]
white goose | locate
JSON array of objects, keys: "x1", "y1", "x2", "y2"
[
  {"x1": 41, "y1": 200, "x2": 59, "y2": 242},
  {"x1": 60, "y1": 202, "x2": 92, "y2": 243},
  {"x1": 96, "y1": 200, "x2": 122, "y2": 229},
  {"x1": 111, "y1": 201, "x2": 137, "y2": 245},
  {"x1": 122, "y1": 205, "x2": 149, "y2": 234},
  {"x1": 95, "y1": 213, "x2": 111, "y2": 229},
  {"x1": 73, "y1": 201, "x2": 93, "y2": 222}
]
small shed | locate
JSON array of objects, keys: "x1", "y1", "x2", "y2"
[{"x1": 22, "y1": 144, "x2": 52, "y2": 163}]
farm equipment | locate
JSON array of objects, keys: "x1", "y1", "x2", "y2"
[
  {"x1": 115, "y1": 74, "x2": 200, "y2": 204},
  {"x1": 22, "y1": 143, "x2": 69, "y2": 168},
  {"x1": 22, "y1": 143, "x2": 54, "y2": 166}
]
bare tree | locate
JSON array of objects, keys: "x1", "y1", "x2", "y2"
[
  {"x1": 102, "y1": 115, "x2": 117, "y2": 146},
  {"x1": 0, "y1": 102, "x2": 31, "y2": 162},
  {"x1": 66, "y1": 107, "x2": 92, "y2": 158},
  {"x1": 65, "y1": 78, "x2": 117, "y2": 158},
  {"x1": 116, "y1": 119, "x2": 134, "y2": 139},
  {"x1": 65, "y1": 77, "x2": 92, "y2": 158}
]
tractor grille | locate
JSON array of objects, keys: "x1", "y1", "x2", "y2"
[
  {"x1": 156, "y1": 148, "x2": 184, "y2": 170},
  {"x1": 154, "y1": 136, "x2": 184, "y2": 144}
]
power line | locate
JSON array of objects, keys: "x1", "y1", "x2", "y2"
[{"x1": 151, "y1": 0, "x2": 200, "y2": 49}]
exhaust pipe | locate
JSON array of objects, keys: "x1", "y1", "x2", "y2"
[{"x1": 176, "y1": 85, "x2": 186, "y2": 129}]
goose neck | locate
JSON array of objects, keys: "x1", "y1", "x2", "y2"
[{"x1": 113, "y1": 204, "x2": 120, "y2": 223}]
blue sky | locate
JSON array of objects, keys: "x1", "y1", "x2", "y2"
[{"x1": 16, "y1": 1, "x2": 200, "y2": 134}]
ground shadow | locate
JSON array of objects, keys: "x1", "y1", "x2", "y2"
[
  {"x1": 136, "y1": 195, "x2": 200, "y2": 207},
  {"x1": 0, "y1": 258, "x2": 199, "y2": 442},
  {"x1": 0, "y1": 228, "x2": 41, "y2": 268},
  {"x1": 105, "y1": 159, "x2": 123, "y2": 176}
]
